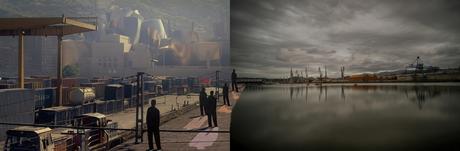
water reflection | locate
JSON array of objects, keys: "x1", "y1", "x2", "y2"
[
  {"x1": 319, "y1": 85, "x2": 322, "y2": 102},
  {"x1": 281, "y1": 83, "x2": 445, "y2": 110},
  {"x1": 305, "y1": 85, "x2": 308, "y2": 103},
  {"x1": 231, "y1": 83, "x2": 460, "y2": 151}
]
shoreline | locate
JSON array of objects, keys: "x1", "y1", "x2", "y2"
[{"x1": 263, "y1": 81, "x2": 460, "y2": 85}]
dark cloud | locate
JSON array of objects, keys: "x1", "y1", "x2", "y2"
[{"x1": 231, "y1": 0, "x2": 460, "y2": 78}]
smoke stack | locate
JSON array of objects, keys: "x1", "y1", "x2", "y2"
[
  {"x1": 318, "y1": 67, "x2": 322, "y2": 79},
  {"x1": 324, "y1": 65, "x2": 327, "y2": 79},
  {"x1": 305, "y1": 65, "x2": 308, "y2": 78}
]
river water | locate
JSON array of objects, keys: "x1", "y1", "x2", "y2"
[{"x1": 230, "y1": 83, "x2": 460, "y2": 150}]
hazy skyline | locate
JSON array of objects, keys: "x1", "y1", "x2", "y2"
[{"x1": 231, "y1": 0, "x2": 460, "y2": 78}]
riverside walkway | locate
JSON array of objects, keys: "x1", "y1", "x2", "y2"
[{"x1": 112, "y1": 85, "x2": 244, "y2": 150}]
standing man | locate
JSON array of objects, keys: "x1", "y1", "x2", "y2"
[
  {"x1": 206, "y1": 91, "x2": 218, "y2": 127},
  {"x1": 231, "y1": 69, "x2": 239, "y2": 92},
  {"x1": 146, "y1": 99, "x2": 161, "y2": 151},
  {"x1": 223, "y1": 83, "x2": 230, "y2": 106},
  {"x1": 199, "y1": 87, "x2": 207, "y2": 116}
]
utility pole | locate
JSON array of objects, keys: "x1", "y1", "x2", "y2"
[
  {"x1": 57, "y1": 35, "x2": 63, "y2": 106},
  {"x1": 135, "y1": 72, "x2": 144, "y2": 144},
  {"x1": 17, "y1": 30, "x2": 24, "y2": 88}
]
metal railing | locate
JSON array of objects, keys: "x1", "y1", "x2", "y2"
[{"x1": 0, "y1": 122, "x2": 230, "y2": 133}]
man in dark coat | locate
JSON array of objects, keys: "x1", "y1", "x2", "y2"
[
  {"x1": 206, "y1": 91, "x2": 218, "y2": 127},
  {"x1": 199, "y1": 87, "x2": 207, "y2": 116},
  {"x1": 146, "y1": 99, "x2": 161, "y2": 151},
  {"x1": 231, "y1": 69, "x2": 239, "y2": 92},
  {"x1": 223, "y1": 83, "x2": 230, "y2": 106}
]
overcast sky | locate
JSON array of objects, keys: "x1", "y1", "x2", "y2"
[{"x1": 231, "y1": 0, "x2": 460, "y2": 78}]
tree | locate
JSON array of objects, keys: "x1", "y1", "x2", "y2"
[{"x1": 63, "y1": 64, "x2": 79, "y2": 77}]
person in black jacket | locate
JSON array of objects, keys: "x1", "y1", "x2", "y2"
[
  {"x1": 199, "y1": 87, "x2": 207, "y2": 116},
  {"x1": 146, "y1": 99, "x2": 161, "y2": 151},
  {"x1": 206, "y1": 91, "x2": 218, "y2": 127},
  {"x1": 223, "y1": 83, "x2": 230, "y2": 106},
  {"x1": 231, "y1": 69, "x2": 239, "y2": 92}
]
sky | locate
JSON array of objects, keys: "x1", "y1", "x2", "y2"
[{"x1": 231, "y1": 0, "x2": 460, "y2": 78}]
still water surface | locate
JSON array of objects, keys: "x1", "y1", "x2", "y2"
[{"x1": 231, "y1": 83, "x2": 460, "y2": 150}]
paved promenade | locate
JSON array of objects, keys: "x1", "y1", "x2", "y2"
[{"x1": 112, "y1": 86, "x2": 244, "y2": 150}]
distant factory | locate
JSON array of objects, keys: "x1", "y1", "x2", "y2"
[
  {"x1": 275, "y1": 57, "x2": 460, "y2": 84},
  {"x1": 345, "y1": 57, "x2": 460, "y2": 82}
]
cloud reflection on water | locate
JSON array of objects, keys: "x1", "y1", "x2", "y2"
[{"x1": 231, "y1": 83, "x2": 460, "y2": 150}]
